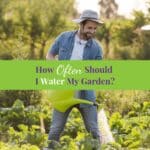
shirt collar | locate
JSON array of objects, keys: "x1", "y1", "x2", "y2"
[{"x1": 71, "y1": 30, "x2": 93, "y2": 47}]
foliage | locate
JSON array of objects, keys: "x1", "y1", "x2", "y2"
[
  {"x1": 99, "y1": 0, "x2": 118, "y2": 19},
  {"x1": 0, "y1": 141, "x2": 40, "y2": 150},
  {"x1": 0, "y1": 98, "x2": 52, "y2": 148},
  {"x1": 8, "y1": 125, "x2": 46, "y2": 147},
  {"x1": 96, "y1": 10, "x2": 150, "y2": 59},
  {"x1": 0, "y1": 90, "x2": 150, "y2": 149},
  {"x1": 0, "y1": 0, "x2": 76, "y2": 60},
  {"x1": 109, "y1": 101, "x2": 150, "y2": 149},
  {"x1": 0, "y1": 90, "x2": 42, "y2": 107},
  {"x1": 96, "y1": 90, "x2": 150, "y2": 114}
]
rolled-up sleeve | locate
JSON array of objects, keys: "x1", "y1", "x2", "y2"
[{"x1": 48, "y1": 33, "x2": 64, "y2": 56}]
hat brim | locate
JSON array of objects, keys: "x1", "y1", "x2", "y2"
[{"x1": 72, "y1": 18, "x2": 104, "y2": 25}]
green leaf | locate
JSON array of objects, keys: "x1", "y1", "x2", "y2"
[{"x1": 128, "y1": 141, "x2": 141, "y2": 148}]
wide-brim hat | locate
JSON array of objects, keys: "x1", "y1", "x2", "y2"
[{"x1": 73, "y1": 9, "x2": 104, "y2": 25}]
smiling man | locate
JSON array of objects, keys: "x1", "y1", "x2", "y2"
[{"x1": 46, "y1": 9, "x2": 103, "y2": 149}]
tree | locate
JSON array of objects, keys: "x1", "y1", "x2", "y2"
[
  {"x1": 99, "y1": 0, "x2": 118, "y2": 19},
  {"x1": 0, "y1": 0, "x2": 77, "y2": 59},
  {"x1": 96, "y1": 22, "x2": 112, "y2": 58},
  {"x1": 98, "y1": 0, "x2": 118, "y2": 58}
]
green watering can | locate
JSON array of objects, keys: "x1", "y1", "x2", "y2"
[{"x1": 48, "y1": 90, "x2": 97, "y2": 112}]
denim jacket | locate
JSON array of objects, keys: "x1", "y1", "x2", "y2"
[
  {"x1": 49, "y1": 30, "x2": 103, "y2": 60},
  {"x1": 49, "y1": 30, "x2": 103, "y2": 106}
]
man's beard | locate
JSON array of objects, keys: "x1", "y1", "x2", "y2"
[{"x1": 83, "y1": 32, "x2": 94, "y2": 40}]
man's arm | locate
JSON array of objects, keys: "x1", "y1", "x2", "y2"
[{"x1": 46, "y1": 33, "x2": 64, "y2": 60}]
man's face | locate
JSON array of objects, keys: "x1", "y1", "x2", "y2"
[{"x1": 80, "y1": 20, "x2": 98, "y2": 40}]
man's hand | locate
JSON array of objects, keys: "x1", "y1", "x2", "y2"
[{"x1": 46, "y1": 53, "x2": 56, "y2": 60}]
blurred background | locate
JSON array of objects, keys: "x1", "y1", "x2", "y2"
[
  {"x1": 0, "y1": 0, "x2": 150, "y2": 149},
  {"x1": 0, "y1": 0, "x2": 149, "y2": 60}
]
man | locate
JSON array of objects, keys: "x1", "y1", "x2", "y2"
[{"x1": 46, "y1": 9, "x2": 103, "y2": 149}]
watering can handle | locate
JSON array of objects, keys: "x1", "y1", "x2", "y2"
[{"x1": 93, "y1": 102, "x2": 99, "y2": 109}]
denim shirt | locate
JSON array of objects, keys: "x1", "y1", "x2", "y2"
[
  {"x1": 49, "y1": 30, "x2": 103, "y2": 60},
  {"x1": 48, "y1": 30, "x2": 103, "y2": 106}
]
